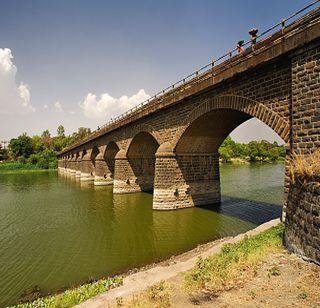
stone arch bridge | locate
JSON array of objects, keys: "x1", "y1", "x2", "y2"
[{"x1": 58, "y1": 9, "x2": 320, "y2": 215}]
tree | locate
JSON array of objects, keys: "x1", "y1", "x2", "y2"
[
  {"x1": 9, "y1": 133, "x2": 34, "y2": 159},
  {"x1": 41, "y1": 129, "x2": 50, "y2": 138},
  {"x1": 32, "y1": 135, "x2": 45, "y2": 153},
  {"x1": 68, "y1": 127, "x2": 92, "y2": 144},
  {"x1": 41, "y1": 129, "x2": 52, "y2": 149},
  {"x1": 219, "y1": 146, "x2": 234, "y2": 163},
  {"x1": 57, "y1": 125, "x2": 65, "y2": 137},
  {"x1": 77, "y1": 127, "x2": 91, "y2": 140},
  {"x1": 219, "y1": 136, "x2": 235, "y2": 162},
  {"x1": 0, "y1": 145, "x2": 8, "y2": 161}
]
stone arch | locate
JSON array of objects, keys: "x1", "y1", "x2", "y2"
[
  {"x1": 104, "y1": 141, "x2": 120, "y2": 177},
  {"x1": 90, "y1": 146, "x2": 100, "y2": 161},
  {"x1": 124, "y1": 124, "x2": 163, "y2": 154},
  {"x1": 122, "y1": 131, "x2": 160, "y2": 192},
  {"x1": 171, "y1": 95, "x2": 290, "y2": 151}
]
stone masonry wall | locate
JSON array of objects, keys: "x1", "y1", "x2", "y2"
[
  {"x1": 285, "y1": 176, "x2": 320, "y2": 264},
  {"x1": 292, "y1": 42, "x2": 320, "y2": 155},
  {"x1": 153, "y1": 152, "x2": 220, "y2": 210}
]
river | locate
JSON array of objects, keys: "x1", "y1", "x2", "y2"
[{"x1": 0, "y1": 163, "x2": 284, "y2": 306}]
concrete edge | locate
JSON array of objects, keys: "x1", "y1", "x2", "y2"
[{"x1": 77, "y1": 218, "x2": 281, "y2": 308}]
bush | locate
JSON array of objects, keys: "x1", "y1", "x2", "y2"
[
  {"x1": 18, "y1": 156, "x2": 27, "y2": 164},
  {"x1": 37, "y1": 158, "x2": 49, "y2": 169},
  {"x1": 28, "y1": 154, "x2": 38, "y2": 165}
]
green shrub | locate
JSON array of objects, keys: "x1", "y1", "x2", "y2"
[
  {"x1": 37, "y1": 158, "x2": 49, "y2": 169},
  {"x1": 18, "y1": 156, "x2": 27, "y2": 164},
  {"x1": 28, "y1": 154, "x2": 38, "y2": 165}
]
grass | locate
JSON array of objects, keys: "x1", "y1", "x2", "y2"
[
  {"x1": 123, "y1": 281, "x2": 171, "y2": 308},
  {"x1": 14, "y1": 276, "x2": 123, "y2": 308},
  {"x1": 0, "y1": 161, "x2": 56, "y2": 171},
  {"x1": 184, "y1": 224, "x2": 284, "y2": 294},
  {"x1": 290, "y1": 151, "x2": 320, "y2": 180}
]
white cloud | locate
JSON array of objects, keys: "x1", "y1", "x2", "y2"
[
  {"x1": 0, "y1": 48, "x2": 34, "y2": 114},
  {"x1": 54, "y1": 101, "x2": 63, "y2": 113},
  {"x1": 79, "y1": 89, "x2": 150, "y2": 120}
]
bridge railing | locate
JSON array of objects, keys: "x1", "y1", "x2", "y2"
[{"x1": 60, "y1": 0, "x2": 320, "y2": 154}]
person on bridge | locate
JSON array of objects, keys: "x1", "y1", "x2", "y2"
[
  {"x1": 237, "y1": 40, "x2": 245, "y2": 53},
  {"x1": 249, "y1": 28, "x2": 258, "y2": 45}
]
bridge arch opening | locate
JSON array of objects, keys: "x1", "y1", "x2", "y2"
[
  {"x1": 127, "y1": 131, "x2": 160, "y2": 192},
  {"x1": 153, "y1": 103, "x2": 287, "y2": 211}
]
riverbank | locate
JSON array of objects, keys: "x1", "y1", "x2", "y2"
[
  {"x1": 0, "y1": 161, "x2": 56, "y2": 171},
  {"x1": 219, "y1": 157, "x2": 285, "y2": 164}
]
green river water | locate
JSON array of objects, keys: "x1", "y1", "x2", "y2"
[{"x1": 0, "y1": 163, "x2": 284, "y2": 306}]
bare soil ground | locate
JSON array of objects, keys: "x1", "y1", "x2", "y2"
[{"x1": 165, "y1": 251, "x2": 320, "y2": 308}]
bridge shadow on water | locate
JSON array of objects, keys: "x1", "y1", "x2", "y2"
[{"x1": 199, "y1": 195, "x2": 282, "y2": 225}]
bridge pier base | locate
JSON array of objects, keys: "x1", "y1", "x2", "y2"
[
  {"x1": 80, "y1": 153, "x2": 94, "y2": 182},
  {"x1": 94, "y1": 153, "x2": 113, "y2": 186},
  {"x1": 69, "y1": 169, "x2": 76, "y2": 176},
  {"x1": 153, "y1": 144, "x2": 220, "y2": 210},
  {"x1": 113, "y1": 150, "x2": 142, "y2": 193}
]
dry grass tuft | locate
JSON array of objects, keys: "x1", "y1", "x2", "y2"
[
  {"x1": 124, "y1": 281, "x2": 171, "y2": 308},
  {"x1": 290, "y1": 151, "x2": 320, "y2": 181}
]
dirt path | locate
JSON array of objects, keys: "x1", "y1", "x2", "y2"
[{"x1": 167, "y1": 251, "x2": 320, "y2": 307}]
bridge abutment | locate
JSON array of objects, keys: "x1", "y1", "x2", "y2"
[{"x1": 284, "y1": 42, "x2": 320, "y2": 264}]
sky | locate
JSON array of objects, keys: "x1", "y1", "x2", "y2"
[{"x1": 0, "y1": 0, "x2": 313, "y2": 143}]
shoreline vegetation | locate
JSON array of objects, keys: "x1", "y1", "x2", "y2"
[
  {"x1": 13, "y1": 224, "x2": 284, "y2": 308},
  {"x1": 0, "y1": 125, "x2": 92, "y2": 171},
  {"x1": 1, "y1": 128, "x2": 285, "y2": 171}
]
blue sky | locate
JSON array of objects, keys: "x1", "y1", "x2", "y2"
[{"x1": 0, "y1": 0, "x2": 313, "y2": 142}]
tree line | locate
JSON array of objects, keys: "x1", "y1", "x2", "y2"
[
  {"x1": 219, "y1": 136, "x2": 285, "y2": 163},
  {"x1": 0, "y1": 126, "x2": 91, "y2": 169},
  {"x1": 0, "y1": 130, "x2": 285, "y2": 170}
]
